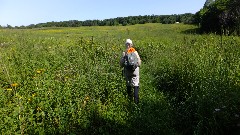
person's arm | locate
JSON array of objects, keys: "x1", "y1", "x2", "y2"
[{"x1": 135, "y1": 51, "x2": 141, "y2": 66}]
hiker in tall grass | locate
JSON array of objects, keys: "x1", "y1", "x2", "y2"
[{"x1": 120, "y1": 39, "x2": 141, "y2": 104}]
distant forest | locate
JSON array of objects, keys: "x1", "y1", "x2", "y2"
[
  {"x1": 2, "y1": 13, "x2": 195, "y2": 29},
  {"x1": 2, "y1": 0, "x2": 240, "y2": 36}
]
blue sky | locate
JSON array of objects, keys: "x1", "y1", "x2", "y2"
[{"x1": 0, "y1": 0, "x2": 205, "y2": 26}]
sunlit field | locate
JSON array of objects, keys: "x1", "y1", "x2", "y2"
[{"x1": 0, "y1": 23, "x2": 239, "y2": 134}]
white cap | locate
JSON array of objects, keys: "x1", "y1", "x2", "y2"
[{"x1": 125, "y1": 39, "x2": 133, "y2": 45}]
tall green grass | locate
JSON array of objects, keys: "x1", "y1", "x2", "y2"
[
  {"x1": 147, "y1": 33, "x2": 240, "y2": 134},
  {"x1": 0, "y1": 24, "x2": 239, "y2": 134}
]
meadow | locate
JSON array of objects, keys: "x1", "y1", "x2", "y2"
[{"x1": 0, "y1": 23, "x2": 240, "y2": 134}]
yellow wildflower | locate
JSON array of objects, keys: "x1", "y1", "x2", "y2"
[
  {"x1": 36, "y1": 69, "x2": 45, "y2": 74},
  {"x1": 32, "y1": 93, "x2": 36, "y2": 97},
  {"x1": 11, "y1": 83, "x2": 18, "y2": 87},
  {"x1": 37, "y1": 107, "x2": 42, "y2": 111},
  {"x1": 36, "y1": 70, "x2": 41, "y2": 74},
  {"x1": 85, "y1": 96, "x2": 90, "y2": 101}
]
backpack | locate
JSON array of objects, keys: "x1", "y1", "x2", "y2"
[{"x1": 124, "y1": 51, "x2": 139, "y2": 71}]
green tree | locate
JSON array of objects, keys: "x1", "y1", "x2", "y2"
[
  {"x1": 204, "y1": 0, "x2": 216, "y2": 7},
  {"x1": 180, "y1": 13, "x2": 195, "y2": 24},
  {"x1": 6, "y1": 24, "x2": 12, "y2": 29},
  {"x1": 198, "y1": 0, "x2": 240, "y2": 35}
]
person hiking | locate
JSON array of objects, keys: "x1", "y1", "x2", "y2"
[{"x1": 120, "y1": 39, "x2": 141, "y2": 104}]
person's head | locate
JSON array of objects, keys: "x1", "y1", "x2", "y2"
[{"x1": 125, "y1": 39, "x2": 133, "y2": 48}]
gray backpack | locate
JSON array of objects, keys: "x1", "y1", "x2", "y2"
[{"x1": 124, "y1": 52, "x2": 139, "y2": 71}]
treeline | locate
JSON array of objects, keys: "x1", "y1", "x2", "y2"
[
  {"x1": 4, "y1": 0, "x2": 240, "y2": 35},
  {"x1": 2, "y1": 13, "x2": 195, "y2": 29},
  {"x1": 196, "y1": 0, "x2": 240, "y2": 35}
]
